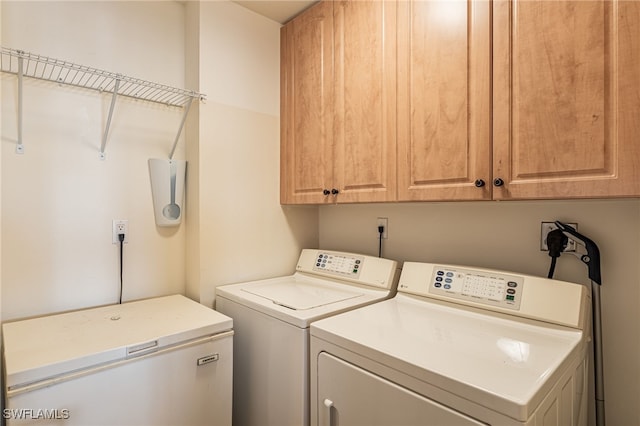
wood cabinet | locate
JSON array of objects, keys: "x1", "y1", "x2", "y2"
[
  {"x1": 281, "y1": 0, "x2": 640, "y2": 204},
  {"x1": 280, "y1": 0, "x2": 396, "y2": 204},
  {"x1": 280, "y1": 1, "x2": 333, "y2": 205},
  {"x1": 397, "y1": 0, "x2": 491, "y2": 201},
  {"x1": 493, "y1": 0, "x2": 640, "y2": 199}
]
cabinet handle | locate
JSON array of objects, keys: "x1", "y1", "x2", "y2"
[
  {"x1": 331, "y1": 188, "x2": 339, "y2": 195},
  {"x1": 493, "y1": 178, "x2": 505, "y2": 187},
  {"x1": 323, "y1": 189, "x2": 331, "y2": 196},
  {"x1": 474, "y1": 179, "x2": 485, "y2": 188}
]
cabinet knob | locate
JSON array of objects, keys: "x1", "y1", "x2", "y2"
[
  {"x1": 323, "y1": 189, "x2": 331, "y2": 196},
  {"x1": 331, "y1": 188, "x2": 340, "y2": 195},
  {"x1": 474, "y1": 179, "x2": 485, "y2": 188},
  {"x1": 493, "y1": 178, "x2": 505, "y2": 187}
]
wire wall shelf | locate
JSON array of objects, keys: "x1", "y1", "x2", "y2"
[
  {"x1": 1, "y1": 47, "x2": 204, "y2": 106},
  {"x1": 0, "y1": 46, "x2": 204, "y2": 159}
]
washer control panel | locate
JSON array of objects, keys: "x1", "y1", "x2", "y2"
[
  {"x1": 313, "y1": 252, "x2": 363, "y2": 278},
  {"x1": 429, "y1": 266, "x2": 524, "y2": 310}
]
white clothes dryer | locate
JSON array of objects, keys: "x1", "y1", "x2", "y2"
[
  {"x1": 310, "y1": 262, "x2": 591, "y2": 426},
  {"x1": 215, "y1": 249, "x2": 399, "y2": 426}
]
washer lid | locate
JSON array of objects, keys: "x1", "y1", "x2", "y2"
[
  {"x1": 242, "y1": 281, "x2": 363, "y2": 310},
  {"x1": 216, "y1": 273, "x2": 391, "y2": 328}
]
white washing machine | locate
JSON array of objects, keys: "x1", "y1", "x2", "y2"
[
  {"x1": 310, "y1": 262, "x2": 591, "y2": 426},
  {"x1": 215, "y1": 249, "x2": 399, "y2": 426}
]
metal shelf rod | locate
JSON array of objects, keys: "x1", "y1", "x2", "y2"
[
  {"x1": 169, "y1": 97, "x2": 194, "y2": 160},
  {"x1": 100, "y1": 78, "x2": 121, "y2": 160}
]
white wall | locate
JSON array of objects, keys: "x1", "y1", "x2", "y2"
[
  {"x1": 185, "y1": 1, "x2": 318, "y2": 309},
  {"x1": 0, "y1": 1, "x2": 190, "y2": 320},
  {"x1": 319, "y1": 199, "x2": 640, "y2": 426},
  {"x1": 1, "y1": 0, "x2": 318, "y2": 317}
]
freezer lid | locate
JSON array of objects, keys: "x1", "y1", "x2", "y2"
[
  {"x1": 3, "y1": 295, "x2": 233, "y2": 390},
  {"x1": 241, "y1": 281, "x2": 364, "y2": 310}
]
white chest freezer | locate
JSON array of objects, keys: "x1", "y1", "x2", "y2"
[{"x1": 2, "y1": 295, "x2": 233, "y2": 426}]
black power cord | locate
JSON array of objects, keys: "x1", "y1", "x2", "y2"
[
  {"x1": 119, "y1": 233, "x2": 125, "y2": 304},
  {"x1": 378, "y1": 225, "x2": 384, "y2": 258},
  {"x1": 546, "y1": 229, "x2": 568, "y2": 278}
]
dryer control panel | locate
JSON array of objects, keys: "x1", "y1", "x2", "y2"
[
  {"x1": 397, "y1": 262, "x2": 588, "y2": 329},
  {"x1": 428, "y1": 266, "x2": 523, "y2": 310}
]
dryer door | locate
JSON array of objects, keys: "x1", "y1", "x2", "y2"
[{"x1": 316, "y1": 352, "x2": 486, "y2": 426}]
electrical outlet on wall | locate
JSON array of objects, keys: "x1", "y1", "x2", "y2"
[
  {"x1": 540, "y1": 222, "x2": 577, "y2": 252},
  {"x1": 376, "y1": 217, "x2": 388, "y2": 239},
  {"x1": 112, "y1": 220, "x2": 129, "y2": 244}
]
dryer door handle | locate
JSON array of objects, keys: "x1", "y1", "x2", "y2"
[{"x1": 323, "y1": 399, "x2": 334, "y2": 426}]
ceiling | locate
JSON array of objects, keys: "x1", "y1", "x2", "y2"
[{"x1": 232, "y1": 1, "x2": 318, "y2": 24}]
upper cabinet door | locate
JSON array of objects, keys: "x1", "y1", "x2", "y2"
[
  {"x1": 333, "y1": 0, "x2": 397, "y2": 203},
  {"x1": 397, "y1": 0, "x2": 491, "y2": 201},
  {"x1": 280, "y1": 2, "x2": 334, "y2": 204},
  {"x1": 493, "y1": 0, "x2": 640, "y2": 199}
]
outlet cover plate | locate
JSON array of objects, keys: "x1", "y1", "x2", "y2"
[
  {"x1": 112, "y1": 220, "x2": 129, "y2": 244},
  {"x1": 376, "y1": 217, "x2": 388, "y2": 239},
  {"x1": 540, "y1": 222, "x2": 577, "y2": 251}
]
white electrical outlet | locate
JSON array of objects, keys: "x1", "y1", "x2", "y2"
[
  {"x1": 540, "y1": 222, "x2": 577, "y2": 252},
  {"x1": 112, "y1": 220, "x2": 129, "y2": 244},
  {"x1": 376, "y1": 217, "x2": 388, "y2": 239}
]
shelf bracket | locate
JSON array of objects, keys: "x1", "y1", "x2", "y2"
[
  {"x1": 99, "y1": 77, "x2": 121, "y2": 161},
  {"x1": 16, "y1": 54, "x2": 24, "y2": 154},
  {"x1": 169, "y1": 96, "x2": 193, "y2": 160}
]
